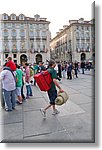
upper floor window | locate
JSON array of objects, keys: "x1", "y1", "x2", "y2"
[
  {"x1": 76, "y1": 32, "x2": 80, "y2": 38},
  {"x1": 29, "y1": 31, "x2": 34, "y2": 37},
  {"x1": 85, "y1": 32, "x2": 90, "y2": 38},
  {"x1": 76, "y1": 26, "x2": 79, "y2": 30},
  {"x1": 12, "y1": 43, "x2": 17, "y2": 50},
  {"x1": 20, "y1": 30, "x2": 25, "y2": 37},
  {"x1": 12, "y1": 23, "x2": 16, "y2": 28},
  {"x1": 19, "y1": 14, "x2": 25, "y2": 20},
  {"x1": 20, "y1": 24, "x2": 24, "y2": 29},
  {"x1": 11, "y1": 14, "x2": 16, "y2": 20},
  {"x1": 2, "y1": 14, "x2": 8, "y2": 20},
  {"x1": 29, "y1": 24, "x2": 33, "y2": 29},
  {"x1": 41, "y1": 31, "x2": 46, "y2": 37},
  {"x1": 11, "y1": 29, "x2": 17, "y2": 37},
  {"x1": 3, "y1": 29, "x2": 9, "y2": 36},
  {"x1": 4, "y1": 23, "x2": 8, "y2": 28},
  {"x1": 81, "y1": 32, "x2": 84, "y2": 38}
]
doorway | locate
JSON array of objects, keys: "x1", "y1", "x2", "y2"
[
  {"x1": 20, "y1": 54, "x2": 27, "y2": 64},
  {"x1": 81, "y1": 53, "x2": 86, "y2": 61},
  {"x1": 36, "y1": 54, "x2": 42, "y2": 64}
]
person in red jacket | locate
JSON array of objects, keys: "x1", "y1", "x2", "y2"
[{"x1": 6, "y1": 57, "x2": 16, "y2": 71}]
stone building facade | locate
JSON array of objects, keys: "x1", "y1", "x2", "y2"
[
  {"x1": 50, "y1": 18, "x2": 95, "y2": 63},
  {"x1": 0, "y1": 13, "x2": 51, "y2": 66}
]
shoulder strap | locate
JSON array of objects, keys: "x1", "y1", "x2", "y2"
[{"x1": 3, "y1": 67, "x2": 16, "y2": 82}]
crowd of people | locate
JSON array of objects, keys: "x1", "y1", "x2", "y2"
[{"x1": 0, "y1": 57, "x2": 92, "y2": 115}]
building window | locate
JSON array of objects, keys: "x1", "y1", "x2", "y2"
[
  {"x1": 87, "y1": 27, "x2": 89, "y2": 30},
  {"x1": 11, "y1": 14, "x2": 16, "y2": 20},
  {"x1": 85, "y1": 32, "x2": 90, "y2": 38},
  {"x1": 13, "y1": 54, "x2": 17, "y2": 58},
  {"x1": 4, "y1": 43, "x2": 9, "y2": 51},
  {"x1": 20, "y1": 42, "x2": 25, "y2": 49},
  {"x1": 4, "y1": 29, "x2": 9, "y2": 36},
  {"x1": 4, "y1": 23, "x2": 8, "y2": 28},
  {"x1": 76, "y1": 26, "x2": 79, "y2": 30},
  {"x1": 20, "y1": 24, "x2": 24, "y2": 28},
  {"x1": 12, "y1": 43, "x2": 17, "y2": 50},
  {"x1": 19, "y1": 14, "x2": 25, "y2": 20},
  {"x1": 20, "y1": 30, "x2": 25, "y2": 37},
  {"x1": 3, "y1": 14, "x2": 8, "y2": 20},
  {"x1": 42, "y1": 31, "x2": 46, "y2": 37},
  {"x1": 12, "y1": 23, "x2": 16, "y2": 28},
  {"x1": 11, "y1": 30, "x2": 17, "y2": 37},
  {"x1": 14, "y1": 60, "x2": 17, "y2": 63},
  {"x1": 29, "y1": 31, "x2": 34, "y2": 37},
  {"x1": 5, "y1": 54, "x2": 8, "y2": 58},
  {"x1": 76, "y1": 32, "x2": 80, "y2": 38},
  {"x1": 29, "y1": 24, "x2": 33, "y2": 29},
  {"x1": 81, "y1": 32, "x2": 84, "y2": 38}
]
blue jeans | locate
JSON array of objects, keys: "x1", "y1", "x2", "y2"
[
  {"x1": 3, "y1": 89, "x2": 16, "y2": 110},
  {"x1": 26, "y1": 85, "x2": 32, "y2": 97}
]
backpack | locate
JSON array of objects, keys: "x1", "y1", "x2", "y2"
[
  {"x1": 30, "y1": 68, "x2": 34, "y2": 77},
  {"x1": 34, "y1": 70, "x2": 52, "y2": 91}
]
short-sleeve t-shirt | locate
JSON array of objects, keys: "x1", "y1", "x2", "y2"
[
  {"x1": 48, "y1": 67, "x2": 58, "y2": 91},
  {"x1": 16, "y1": 69, "x2": 24, "y2": 87}
]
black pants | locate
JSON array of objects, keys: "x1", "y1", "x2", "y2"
[
  {"x1": 67, "y1": 71, "x2": 72, "y2": 79},
  {"x1": 21, "y1": 85, "x2": 26, "y2": 100},
  {"x1": 74, "y1": 68, "x2": 78, "y2": 78}
]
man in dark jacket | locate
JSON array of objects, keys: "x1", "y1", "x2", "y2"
[
  {"x1": 81, "y1": 61, "x2": 85, "y2": 74},
  {"x1": 67, "y1": 63, "x2": 72, "y2": 80}
]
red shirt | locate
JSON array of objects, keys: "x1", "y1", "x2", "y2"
[{"x1": 6, "y1": 60, "x2": 16, "y2": 71}]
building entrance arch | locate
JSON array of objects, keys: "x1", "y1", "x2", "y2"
[
  {"x1": 81, "y1": 53, "x2": 86, "y2": 61},
  {"x1": 36, "y1": 54, "x2": 42, "y2": 64},
  {"x1": 20, "y1": 54, "x2": 27, "y2": 64}
]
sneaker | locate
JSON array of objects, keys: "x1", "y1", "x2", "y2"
[
  {"x1": 16, "y1": 101, "x2": 22, "y2": 104},
  {"x1": 5, "y1": 108, "x2": 12, "y2": 112},
  {"x1": 26, "y1": 96, "x2": 30, "y2": 99},
  {"x1": 52, "y1": 109, "x2": 60, "y2": 115},
  {"x1": 40, "y1": 108, "x2": 46, "y2": 118}
]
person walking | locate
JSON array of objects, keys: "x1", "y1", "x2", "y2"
[
  {"x1": 74, "y1": 61, "x2": 78, "y2": 78},
  {"x1": 40, "y1": 60, "x2": 64, "y2": 118},
  {"x1": 81, "y1": 61, "x2": 85, "y2": 74},
  {"x1": 67, "y1": 62, "x2": 72, "y2": 80},
  {"x1": 0, "y1": 66, "x2": 16, "y2": 111}
]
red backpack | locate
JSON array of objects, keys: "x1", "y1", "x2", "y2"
[{"x1": 34, "y1": 70, "x2": 52, "y2": 91}]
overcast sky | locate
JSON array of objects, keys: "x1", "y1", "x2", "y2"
[{"x1": 0, "y1": 0, "x2": 96, "y2": 38}]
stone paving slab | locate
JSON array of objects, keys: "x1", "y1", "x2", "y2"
[
  {"x1": 23, "y1": 110, "x2": 64, "y2": 138},
  {"x1": 66, "y1": 125, "x2": 93, "y2": 142},
  {"x1": 0, "y1": 105, "x2": 22, "y2": 125},
  {"x1": 57, "y1": 114, "x2": 93, "y2": 142},
  {"x1": 24, "y1": 130, "x2": 71, "y2": 143},
  {"x1": 23, "y1": 97, "x2": 47, "y2": 112},
  {"x1": 69, "y1": 93, "x2": 93, "y2": 104},
  {"x1": 56, "y1": 100, "x2": 85, "y2": 117},
  {"x1": 2, "y1": 123, "x2": 23, "y2": 142},
  {"x1": 79, "y1": 102, "x2": 94, "y2": 113}
]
